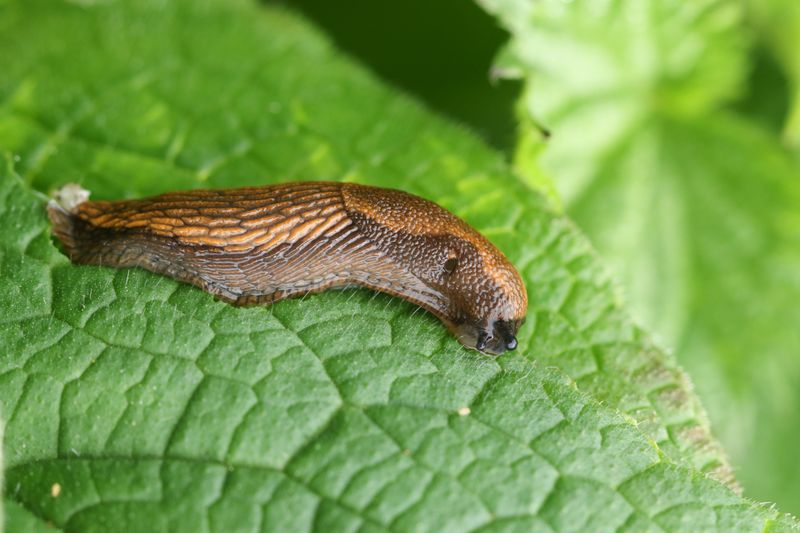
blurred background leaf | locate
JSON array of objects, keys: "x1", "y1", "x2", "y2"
[{"x1": 477, "y1": 0, "x2": 800, "y2": 515}]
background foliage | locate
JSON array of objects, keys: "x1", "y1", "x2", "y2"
[{"x1": 0, "y1": 0, "x2": 797, "y2": 530}]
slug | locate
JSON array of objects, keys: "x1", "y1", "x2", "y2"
[{"x1": 48, "y1": 181, "x2": 527, "y2": 355}]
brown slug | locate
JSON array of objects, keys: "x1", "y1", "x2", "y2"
[{"x1": 48, "y1": 181, "x2": 527, "y2": 355}]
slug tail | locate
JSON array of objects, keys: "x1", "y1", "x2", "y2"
[{"x1": 47, "y1": 184, "x2": 91, "y2": 261}]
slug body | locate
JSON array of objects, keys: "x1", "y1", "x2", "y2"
[{"x1": 48, "y1": 182, "x2": 527, "y2": 355}]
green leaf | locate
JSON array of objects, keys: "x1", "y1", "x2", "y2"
[
  {"x1": 0, "y1": 0, "x2": 792, "y2": 529},
  {"x1": 480, "y1": 0, "x2": 800, "y2": 515}
]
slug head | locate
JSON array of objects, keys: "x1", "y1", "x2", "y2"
[
  {"x1": 342, "y1": 183, "x2": 528, "y2": 355},
  {"x1": 434, "y1": 242, "x2": 527, "y2": 355}
]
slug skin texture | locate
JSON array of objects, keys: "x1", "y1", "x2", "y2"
[{"x1": 48, "y1": 181, "x2": 527, "y2": 355}]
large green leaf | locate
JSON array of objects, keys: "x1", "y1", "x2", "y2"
[
  {"x1": 0, "y1": 0, "x2": 793, "y2": 529},
  {"x1": 480, "y1": 0, "x2": 800, "y2": 515}
]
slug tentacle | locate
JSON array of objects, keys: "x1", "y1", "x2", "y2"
[{"x1": 48, "y1": 181, "x2": 527, "y2": 355}]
